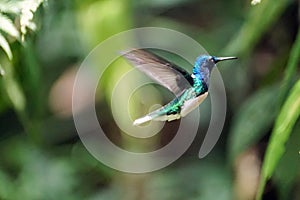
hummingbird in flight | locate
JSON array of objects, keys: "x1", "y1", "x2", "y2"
[{"x1": 122, "y1": 49, "x2": 237, "y2": 126}]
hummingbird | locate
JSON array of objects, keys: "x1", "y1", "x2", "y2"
[{"x1": 122, "y1": 49, "x2": 237, "y2": 126}]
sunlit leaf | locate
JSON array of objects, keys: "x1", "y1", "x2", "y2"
[
  {"x1": 0, "y1": 32, "x2": 12, "y2": 59},
  {"x1": 0, "y1": 13, "x2": 20, "y2": 39},
  {"x1": 257, "y1": 79, "x2": 300, "y2": 200},
  {"x1": 26, "y1": 21, "x2": 37, "y2": 31},
  {"x1": 228, "y1": 85, "x2": 278, "y2": 162},
  {"x1": 19, "y1": 0, "x2": 44, "y2": 41},
  {"x1": 0, "y1": 1, "x2": 21, "y2": 14}
]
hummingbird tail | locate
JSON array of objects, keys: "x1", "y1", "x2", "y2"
[
  {"x1": 133, "y1": 108, "x2": 169, "y2": 126},
  {"x1": 133, "y1": 115, "x2": 153, "y2": 126},
  {"x1": 133, "y1": 111, "x2": 181, "y2": 126}
]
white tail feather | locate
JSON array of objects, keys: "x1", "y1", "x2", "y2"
[{"x1": 133, "y1": 115, "x2": 152, "y2": 126}]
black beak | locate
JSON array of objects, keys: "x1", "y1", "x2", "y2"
[{"x1": 213, "y1": 56, "x2": 237, "y2": 63}]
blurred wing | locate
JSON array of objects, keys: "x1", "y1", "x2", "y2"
[{"x1": 122, "y1": 49, "x2": 193, "y2": 96}]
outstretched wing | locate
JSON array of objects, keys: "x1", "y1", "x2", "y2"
[{"x1": 121, "y1": 49, "x2": 193, "y2": 96}]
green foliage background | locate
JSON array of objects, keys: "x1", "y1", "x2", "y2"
[{"x1": 0, "y1": 0, "x2": 299, "y2": 199}]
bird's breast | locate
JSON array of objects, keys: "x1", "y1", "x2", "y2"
[{"x1": 180, "y1": 92, "x2": 208, "y2": 117}]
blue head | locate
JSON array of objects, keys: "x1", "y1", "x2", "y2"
[{"x1": 193, "y1": 55, "x2": 237, "y2": 85}]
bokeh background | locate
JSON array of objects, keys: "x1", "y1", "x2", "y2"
[{"x1": 0, "y1": 0, "x2": 299, "y2": 199}]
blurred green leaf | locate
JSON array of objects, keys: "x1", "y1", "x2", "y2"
[
  {"x1": 257, "y1": 79, "x2": 300, "y2": 200},
  {"x1": 3, "y1": 66, "x2": 26, "y2": 113},
  {"x1": 22, "y1": 40, "x2": 42, "y2": 115},
  {"x1": 228, "y1": 85, "x2": 278, "y2": 162},
  {"x1": 0, "y1": 32, "x2": 12, "y2": 60},
  {"x1": 225, "y1": 0, "x2": 290, "y2": 55}
]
